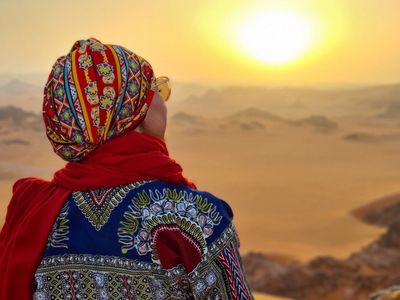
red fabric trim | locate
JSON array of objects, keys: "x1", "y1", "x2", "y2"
[
  {"x1": 0, "y1": 130, "x2": 196, "y2": 300},
  {"x1": 152, "y1": 224, "x2": 203, "y2": 272}
]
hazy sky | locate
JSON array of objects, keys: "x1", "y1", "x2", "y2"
[{"x1": 1, "y1": 0, "x2": 399, "y2": 87}]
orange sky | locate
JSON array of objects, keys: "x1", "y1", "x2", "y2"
[{"x1": 0, "y1": 0, "x2": 399, "y2": 87}]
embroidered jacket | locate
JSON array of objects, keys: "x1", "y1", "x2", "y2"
[{"x1": 33, "y1": 179, "x2": 254, "y2": 299}]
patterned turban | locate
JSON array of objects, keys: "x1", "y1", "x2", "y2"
[{"x1": 42, "y1": 37, "x2": 156, "y2": 161}]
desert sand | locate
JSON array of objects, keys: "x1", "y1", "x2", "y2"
[{"x1": 1, "y1": 78, "x2": 400, "y2": 299}]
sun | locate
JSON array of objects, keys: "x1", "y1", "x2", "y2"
[{"x1": 236, "y1": 9, "x2": 314, "y2": 65}]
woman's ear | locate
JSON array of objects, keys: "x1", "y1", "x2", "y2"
[
  {"x1": 133, "y1": 92, "x2": 167, "y2": 140},
  {"x1": 132, "y1": 121, "x2": 144, "y2": 133}
]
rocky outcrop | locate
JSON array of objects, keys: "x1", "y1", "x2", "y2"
[
  {"x1": 351, "y1": 194, "x2": 400, "y2": 227},
  {"x1": 243, "y1": 198, "x2": 400, "y2": 300},
  {"x1": 289, "y1": 115, "x2": 338, "y2": 133}
]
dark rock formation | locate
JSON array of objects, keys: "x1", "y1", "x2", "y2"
[
  {"x1": 290, "y1": 115, "x2": 338, "y2": 133},
  {"x1": 0, "y1": 105, "x2": 42, "y2": 130},
  {"x1": 351, "y1": 194, "x2": 400, "y2": 227},
  {"x1": 343, "y1": 132, "x2": 400, "y2": 143},
  {"x1": 243, "y1": 199, "x2": 400, "y2": 300},
  {"x1": 1, "y1": 138, "x2": 30, "y2": 145},
  {"x1": 228, "y1": 107, "x2": 287, "y2": 123}
]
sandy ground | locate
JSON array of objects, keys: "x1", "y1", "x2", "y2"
[
  {"x1": 166, "y1": 122, "x2": 394, "y2": 261},
  {"x1": 1, "y1": 120, "x2": 395, "y2": 263},
  {"x1": 253, "y1": 293, "x2": 292, "y2": 300}
]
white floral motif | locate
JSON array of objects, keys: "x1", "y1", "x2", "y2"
[{"x1": 118, "y1": 188, "x2": 223, "y2": 257}]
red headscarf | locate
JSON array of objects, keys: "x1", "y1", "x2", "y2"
[
  {"x1": 0, "y1": 130, "x2": 196, "y2": 300},
  {"x1": 0, "y1": 37, "x2": 196, "y2": 300},
  {"x1": 43, "y1": 37, "x2": 157, "y2": 161}
]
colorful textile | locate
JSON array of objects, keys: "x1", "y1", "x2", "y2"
[
  {"x1": 33, "y1": 180, "x2": 254, "y2": 299},
  {"x1": 0, "y1": 130, "x2": 196, "y2": 300},
  {"x1": 367, "y1": 286, "x2": 400, "y2": 300},
  {"x1": 42, "y1": 37, "x2": 156, "y2": 161}
]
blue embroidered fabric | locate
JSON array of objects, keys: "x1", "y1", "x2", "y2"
[{"x1": 34, "y1": 180, "x2": 254, "y2": 299}]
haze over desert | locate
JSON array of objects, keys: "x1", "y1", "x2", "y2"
[
  {"x1": 2, "y1": 1, "x2": 400, "y2": 298},
  {"x1": 1, "y1": 74, "x2": 400, "y2": 299}
]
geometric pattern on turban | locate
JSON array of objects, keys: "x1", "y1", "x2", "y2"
[{"x1": 42, "y1": 37, "x2": 156, "y2": 161}]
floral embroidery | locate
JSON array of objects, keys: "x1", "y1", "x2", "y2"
[{"x1": 118, "y1": 188, "x2": 223, "y2": 257}]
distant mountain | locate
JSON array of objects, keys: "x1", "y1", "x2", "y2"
[
  {"x1": 224, "y1": 107, "x2": 285, "y2": 131},
  {"x1": 226, "y1": 108, "x2": 339, "y2": 133},
  {"x1": 0, "y1": 78, "x2": 43, "y2": 112},
  {"x1": 170, "y1": 108, "x2": 341, "y2": 134},
  {"x1": 170, "y1": 112, "x2": 205, "y2": 125},
  {"x1": 0, "y1": 78, "x2": 39, "y2": 94},
  {"x1": 0, "y1": 105, "x2": 38, "y2": 122},
  {"x1": 175, "y1": 83, "x2": 400, "y2": 119},
  {"x1": 168, "y1": 81, "x2": 208, "y2": 102},
  {"x1": 1, "y1": 138, "x2": 30, "y2": 145},
  {"x1": 335, "y1": 84, "x2": 400, "y2": 106},
  {"x1": 178, "y1": 86, "x2": 333, "y2": 118},
  {"x1": 0, "y1": 73, "x2": 47, "y2": 87},
  {"x1": 238, "y1": 121, "x2": 265, "y2": 131},
  {"x1": 0, "y1": 105, "x2": 42, "y2": 129},
  {"x1": 2, "y1": 76, "x2": 400, "y2": 122},
  {"x1": 343, "y1": 132, "x2": 400, "y2": 143},
  {"x1": 227, "y1": 107, "x2": 287, "y2": 123},
  {"x1": 290, "y1": 115, "x2": 338, "y2": 132}
]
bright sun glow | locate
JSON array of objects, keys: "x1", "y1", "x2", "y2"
[{"x1": 237, "y1": 9, "x2": 314, "y2": 65}]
